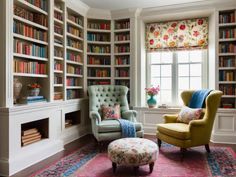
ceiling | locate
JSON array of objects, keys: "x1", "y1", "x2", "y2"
[{"x1": 80, "y1": 0, "x2": 210, "y2": 10}]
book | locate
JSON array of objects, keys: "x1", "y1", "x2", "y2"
[
  {"x1": 22, "y1": 132, "x2": 41, "y2": 140},
  {"x1": 22, "y1": 137, "x2": 41, "y2": 146},
  {"x1": 22, "y1": 128, "x2": 38, "y2": 136},
  {"x1": 22, "y1": 134, "x2": 42, "y2": 143}
]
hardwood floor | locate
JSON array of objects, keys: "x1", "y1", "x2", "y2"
[{"x1": 12, "y1": 134, "x2": 236, "y2": 177}]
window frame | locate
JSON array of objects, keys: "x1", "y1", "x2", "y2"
[{"x1": 146, "y1": 49, "x2": 208, "y2": 106}]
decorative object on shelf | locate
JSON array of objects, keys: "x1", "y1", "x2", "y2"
[
  {"x1": 28, "y1": 83, "x2": 41, "y2": 96},
  {"x1": 145, "y1": 85, "x2": 160, "y2": 108},
  {"x1": 13, "y1": 78, "x2": 22, "y2": 104}
]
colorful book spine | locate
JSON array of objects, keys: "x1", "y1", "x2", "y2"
[
  {"x1": 87, "y1": 45, "x2": 110, "y2": 53},
  {"x1": 68, "y1": 14, "x2": 83, "y2": 26},
  {"x1": 67, "y1": 90, "x2": 80, "y2": 99},
  {"x1": 25, "y1": 0, "x2": 47, "y2": 11},
  {"x1": 67, "y1": 25, "x2": 82, "y2": 37},
  {"x1": 87, "y1": 33, "x2": 109, "y2": 41},
  {"x1": 88, "y1": 23, "x2": 110, "y2": 30},
  {"x1": 115, "y1": 45, "x2": 130, "y2": 53},
  {"x1": 67, "y1": 65, "x2": 82, "y2": 75},
  {"x1": 66, "y1": 78, "x2": 79, "y2": 86},
  {"x1": 115, "y1": 34, "x2": 130, "y2": 41},
  {"x1": 14, "y1": 59, "x2": 47, "y2": 74},
  {"x1": 87, "y1": 68, "x2": 110, "y2": 77},
  {"x1": 67, "y1": 52, "x2": 82, "y2": 62},
  {"x1": 115, "y1": 56, "x2": 129, "y2": 65},
  {"x1": 88, "y1": 56, "x2": 110, "y2": 65},
  {"x1": 67, "y1": 38, "x2": 82, "y2": 49},
  {"x1": 115, "y1": 21, "x2": 130, "y2": 29}
]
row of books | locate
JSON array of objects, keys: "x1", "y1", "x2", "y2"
[
  {"x1": 67, "y1": 39, "x2": 82, "y2": 50},
  {"x1": 67, "y1": 89, "x2": 80, "y2": 99},
  {"x1": 54, "y1": 37, "x2": 63, "y2": 45},
  {"x1": 67, "y1": 78, "x2": 79, "y2": 86},
  {"x1": 68, "y1": 14, "x2": 83, "y2": 26},
  {"x1": 54, "y1": 48, "x2": 63, "y2": 58},
  {"x1": 115, "y1": 80, "x2": 130, "y2": 87},
  {"x1": 88, "y1": 80, "x2": 111, "y2": 86},
  {"x1": 67, "y1": 26, "x2": 82, "y2": 37},
  {"x1": 115, "y1": 69, "x2": 129, "y2": 77},
  {"x1": 219, "y1": 57, "x2": 235, "y2": 67},
  {"x1": 55, "y1": 25, "x2": 63, "y2": 35},
  {"x1": 88, "y1": 23, "x2": 110, "y2": 30},
  {"x1": 115, "y1": 21, "x2": 130, "y2": 30},
  {"x1": 25, "y1": 0, "x2": 47, "y2": 11},
  {"x1": 87, "y1": 69, "x2": 110, "y2": 77},
  {"x1": 115, "y1": 34, "x2": 130, "y2": 41},
  {"x1": 54, "y1": 11, "x2": 63, "y2": 21},
  {"x1": 219, "y1": 70, "x2": 235, "y2": 81},
  {"x1": 219, "y1": 28, "x2": 236, "y2": 39},
  {"x1": 65, "y1": 119, "x2": 73, "y2": 128},
  {"x1": 67, "y1": 65, "x2": 82, "y2": 75},
  {"x1": 221, "y1": 102, "x2": 235, "y2": 109},
  {"x1": 219, "y1": 84, "x2": 236, "y2": 95},
  {"x1": 115, "y1": 57, "x2": 130, "y2": 65},
  {"x1": 14, "y1": 5, "x2": 47, "y2": 27},
  {"x1": 54, "y1": 92, "x2": 63, "y2": 100},
  {"x1": 87, "y1": 45, "x2": 110, "y2": 53},
  {"x1": 14, "y1": 39, "x2": 48, "y2": 58},
  {"x1": 54, "y1": 61, "x2": 63, "y2": 71},
  {"x1": 21, "y1": 128, "x2": 42, "y2": 146},
  {"x1": 219, "y1": 43, "x2": 236, "y2": 53},
  {"x1": 54, "y1": 76, "x2": 63, "y2": 84},
  {"x1": 13, "y1": 21, "x2": 47, "y2": 42},
  {"x1": 20, "y1": 95, "x2": 46, "y2": 104},
  {"x1": 87, "y1": 33, "x2": 110, "y2": 42},
  {"x1": 14, "y1": 59, "x2": 47, "y2": 74},
  {"x1": 219, "y1": 12, "x2": 235, "y2": 24},
  {"x1": 67, "y1": 52, "x2": 82, "y2": 63},
  {"x1": 115, "y1": 45, "x2": 130, "y2": 53},
  {"x1": 88, "y1": 56, "x2": 110, "y2": 65}
]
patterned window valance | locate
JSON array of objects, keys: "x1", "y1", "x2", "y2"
[{"x1": 146, "y1": 18, "x2": 208, "y2": 52}]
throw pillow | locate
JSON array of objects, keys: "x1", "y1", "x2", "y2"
[
  {"x1": 177, "y1": 106, "x2": 203, "y2": 124},
  {"x1": 101, "y1": 104, "x2": 121, "y2": 120}
]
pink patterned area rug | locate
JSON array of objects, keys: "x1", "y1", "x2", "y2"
[{"x1": 31, "y1": 142, "x2": 236, "y2": 177}]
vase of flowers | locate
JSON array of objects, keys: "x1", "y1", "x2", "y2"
[
  {"x1": 145, "y1": 86, "x2": 160, "y2": 108},
  {"x1": 28, "y1": 83, "x2": 41, "y2": 96}
]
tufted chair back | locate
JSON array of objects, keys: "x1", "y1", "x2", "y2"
[{"x1": 88, "y1": 85, "x2": 129, "y2": 115}]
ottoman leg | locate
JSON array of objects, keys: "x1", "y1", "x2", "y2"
[
  {"x1": 134, "y1": 166, "x2": 139, "y2": 175},
  {"x1": 149, "y1": 162, "x2": 154, "y2": 173},
  {"x1": 112, "y1": 162, "x2": 117, "y2": 173}
]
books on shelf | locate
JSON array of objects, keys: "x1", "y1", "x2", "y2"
[
  {"x1": 19, "y1": 96, "x2": 47, "y2": 104},
  {"x1": 115, "y1": 20, "x2": 130, "y2": 29},
  {"x1": 87, "y1": 33, "x2": 110, "y2": 41},
  {"x1": 115, "y1": 45, "x2": 130, "y2": 53},
  {"x1": 22, "y1": 128, "x2": 42, "y2": 146},
  {"x1": 67, "y1": 90, "x2": 80, "y2": 99},
  {"x1": 54, "y1": 11, "x2": 63, "y2": 21},
  {"x1": 219, "y1": 11, "x2": 235, "y2": 24},
  {"x1": 67, "y1": 65, "x2": 82, "y2": 75},
  {"x1": 88, "y1": 80, "x2": 111, "y2": 86},
  {"x1": 115, "y1": 80, "x2": 130, "y2": 87},
  {"x1": 115, "y1": 68, "x2": 129, "y2": 77},
  {"x1": 67, "y1": 78, "x2": 79, "y2": 86},
  {"x1": 54, "y1": 24, "x2": 63, "y2": 35},
  {"x1": 65, "y1": 119, "x2": 73, "y2": 128},
  {"x1": 54, "y1": 48, "x2": 63, "y2": 58},
  {"x1": 54, "y1": 92, "x2": 63, "y2": 100},
  {"x1": 219, "y1": 28, "x2": 236, "y2": 39},
  {"x1": 115, "y1": 33, "x2": 130, "y2": 41},
  {"x1": 88, "y1": 56, "x2": 110, "y2": 65},
  {"x1": 67, "y1": 25, "x2": 82, "y2": 37},
  {"x1": 25, "y1": 0, "x2": 47, "y2": 11},
  {"x1": 67, "y1": 52, "x2": 82, "y2": 62},
  {"x1": 54, "y1": 76, "x2": 63, "y2": 84},
  {"x1": 67, "y1": 38, "x2": 82, "y2": 49},
  {"x1": 219, "y1": 70, "x2": 235, "y2": 81},
  {"x1": 219, "y1": 43, "x2": 236, "y2": 53},
  {"x1": 87, "y1": 45, "x2": 110, "y2": 53},
  {"x1": 68, "y1": 14, "x2": 83, "y2": 26},
  {"x1": 54, "y1": 61, "x2": 63, "y2": 71},
  {"x1": 88, "y1": 22, "x2": 110, "y2": 30},
  {"x1": 14, "y1": 59, "x2": 47, "y2": 74},
  {"x1": 219, "y1": 57, "x2": 236, "y2": 67},
  {"x1": 87, "y1": 68, "x2": 110, "y2": 77},
  {"x1": 115, "y1": 56, "x2": 129, "y2": 65},
  {"x1": 219, "y1": 84, "x2": 236, "y2": 95}
]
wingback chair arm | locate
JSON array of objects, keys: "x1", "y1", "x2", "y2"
[
  {"x1": 163, "y1": 114, "x2": 178, "y2": 123},
  {"x1": 122, "y1": 110, "x2": 137, "y2": 122},
  {"x1": 189, "y1": 119, "x2": 206, "y2": 127},
  {"x1": 90, "y1": 111, "x2": 102, "y2": 124}
]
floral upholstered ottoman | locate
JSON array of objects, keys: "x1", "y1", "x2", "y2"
[{"x1": 108, "y1": 138, "x2": 158, "y2": 174}]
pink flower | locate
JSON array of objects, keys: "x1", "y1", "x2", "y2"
[
  {"x1": 145, "y1": 86, "x2": 160, "y2": 96},
  {"x1": 171, "y1": 23, "x2": 177, "y2": 28},
  {"x1": 198, "y1": 19, "x2": 203, "y2": 25},
  {"x1": 167, "y1": 28, "x2": 174, "y2": 34},
  {"x1": 179, "y1": 24, "x2": 186, "y2": 30},
  {"x1": 193, "y1": 31, "x2": 200, "y2": 37},
  {"x1": 163, "y1": 35, "x2": 169, "y2": 41},
  {"x1": 150, "y1": 39, "x2": 154, "y2": 45}
]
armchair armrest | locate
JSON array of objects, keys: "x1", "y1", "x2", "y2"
[
  {"x1": 163, "y1": 114, "x2": 178, "y2": 123},
  {"x1": 90, "y1": 111, "x2": 101, "y2": 124},
  {"x1": 122, "y1": 110, "x2": 137, "y2": 122},
  {"x1": 189, "y1": 119, "x2": 206, "y2": 128}
]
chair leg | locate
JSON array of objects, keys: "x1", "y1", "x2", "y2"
[
  {"x1": 112, "y1": 162, "x2": 117, "y2": 173},
  {"x1": 180, "y1": 148, "x2": 187, "y2": 161},
  {"x1": 205, "y1": 144, "x2": 211, "y2": 153},
  {"x1": 157, "y1": 138, "x2": 162, "y2": 148},
  {"x1": 149, "y1": 162, "x2": 154, "y2": 173}
]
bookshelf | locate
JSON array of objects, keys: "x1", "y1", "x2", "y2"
[
  {"x1": 53, "y1": 0, "x2": 64, "y2": 101},
  {"x1": 13, "y1": 0, "x2": 49, "y2": 104},
  {"x1": 66, "y1": 8, "x2": 84, "y2": 100},
  {"x1": 114, "y1": 18, "x2": 131, "y2": 102},
  {"x1": 218, "y1": 9, "x2": 236, "y2": 109},
  {"x1": 87, "y1": 18, "x2": 112, "y2": 86}
]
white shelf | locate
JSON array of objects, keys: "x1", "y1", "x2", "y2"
[
  {"x1": 218, "y1": 53, "x2": 236, "y2": 56},
  {"x1": 87, "y1": 64, "x2": 111, "y2": 68},
  {"x1": 114, "y1": 77, "x2": 130, "y2": 80},
  {"x1": 13, "y1": 15, "x2": 48, "y2": 31},
  {"x1": 54, "y1": 56, "x2": 64, "y2": 61},
  {"x1": 114, "y1": 52, "x2": 131, "y2": 55},
  {"x1": 54, "y1": 84, "x2": 63, "y2": 87},
  {"x1": 87, "y1": 77, "x2": 111, "y2": 80},
  {"x1": 87, "y1": 41, "x2": 111, "y2": 45},
  {"x1": 218, "y1": 67, "x2": 236, "y2": 70},
  {"x1": 219, "y1": 38, "x2": 236, "y2": 42},
  {"x1": 54, "y1": 70, "x2": 63, "y2": 74},
  {"x1": 13, "y1": 33, "x2": 48, "y2": 45},
  {"x1": 66, "y1": 73, "x2": 83, "y2": 77},
  {"x1": 54, "y1": 33, "x2": 63, "y2": 38},
  {"x1": 13, "y1": 53, "x2": 48, "y2": 61},
  {"x1": 54, "y1": 7, "x2": 63, "y2": 13},
  {"x1": 219, "y1": 22, "x2": 236, "y2": 27},
  {"x1": 87, "y1": 28, "x2": 111, "y2": 33},
  {"x1": 54, "y1": 18, "x2": 63, "y2": 25},
  {"x1": 67, "y1": 19, "x2": 84, "y2": 29},
  {"x1": 54, "y1": 43, "x2": 64, "y2": 48},
  {"x1": 13, "y1": 73, "x2": 48, "y2": 78},
  {"x1": 222, "y1": 95, "x2": 236, "y2": 98},
  {"x1": 66, "y1": 33, "x2": 83, "y2": 41},
  {"x1": 218, "y1": 81, "x2": 236, "y2": 84},
  {"x1": 114, "y1": 29, "x2": 130, "y2": 33},
  {"x1": 114, "y1": 65, "x2": 130, "y2": 67},
  {"x1": 66, "y1": 60, "x2": 83, "y2": 66},
  {"x1": 87, "y1": 52, "x2": 111, "y2": 56},
  {"x1": 15, "y1": 0, "x2": 48, "y2": 15},
  {"x1": 66, "y1": 86, "x2": 83, "y2": 89},
  {"x1": 114, "y1": 40, "x2": 130, "y2": 44},
  {"x1": 66, "y1": 46, "x2": 83, "y2": 53}
]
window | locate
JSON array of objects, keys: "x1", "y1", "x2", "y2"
[{"x1": 147, "y1": 49, "x2": 207, "y2": 106}]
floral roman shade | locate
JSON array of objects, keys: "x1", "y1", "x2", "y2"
[{"x1": 146, "y1": 18, "x2": 208, "y2": 52}]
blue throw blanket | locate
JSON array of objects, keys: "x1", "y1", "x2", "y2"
[
  {"x1": 117, "y1": 119, "x2": 136, "y2": 137},
  {"x1": 188, "y1": 89, "x2": 212, "y2": 108}
]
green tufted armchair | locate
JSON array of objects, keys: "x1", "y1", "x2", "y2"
[{"x1": 88, "y1": 85, "x2": 144, "y2": 142}]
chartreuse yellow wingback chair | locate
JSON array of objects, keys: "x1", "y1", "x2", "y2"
[{"x1": 157, "y1": 90, "x2": 222, "y2": 155}]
